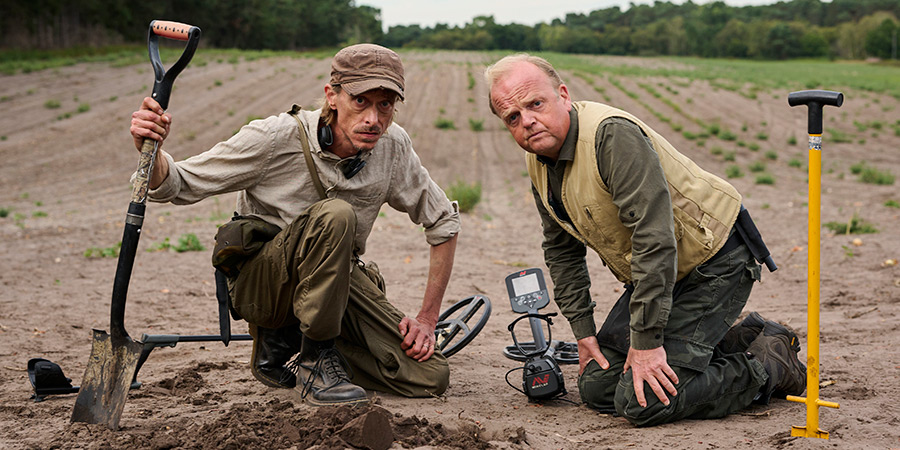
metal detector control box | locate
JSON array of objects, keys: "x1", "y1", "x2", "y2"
[{"x1": 505, "y1": 268, "x2": 550, "y2": 313}]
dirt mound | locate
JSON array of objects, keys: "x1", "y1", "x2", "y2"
[{"x1": 50, "y1": 400, "x2": 496, "y2": 449}]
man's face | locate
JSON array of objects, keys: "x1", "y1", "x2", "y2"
[
  {"x1": 326, "y1": 86, "x2": 397, "y2": 155},
  {"x1": 490, "y1": 62, "x2": 572, "y2": 159}
]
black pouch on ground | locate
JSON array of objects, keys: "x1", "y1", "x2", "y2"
[{"x1": 212, "y1": 213, "x2": 282, "y2": 278}]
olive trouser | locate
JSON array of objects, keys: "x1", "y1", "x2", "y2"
[
  {"x1": 578, "y1": 236, "x2": 769, "y2": 427},
  {"x1": 231, "y1": 198, "x2": 449, "y2": 398}
]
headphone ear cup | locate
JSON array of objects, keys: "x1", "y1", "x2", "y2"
[{"x1": 318, "y1": 124, "x2": 333, "y2": 148}]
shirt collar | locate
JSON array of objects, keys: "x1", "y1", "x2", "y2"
[{"x1": 536, "y1": 108, "x2": 578, "y2": 167}]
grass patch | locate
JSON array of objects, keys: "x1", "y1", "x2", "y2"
[
  {"x1": 44, "y1": 99, "x2": 60, "y2": 109},
  {"x1": 467, "y1": 72, "x2": 476, "y2": 90},
  {"x1": 859, "y1": 167, "x2": 895, "y2": 185},
  {"x1": 851, "y1": 162, "x2": 895, "y2": 185},
  {"x1": 435, "y1": 117, "x2": 456, "y2": 130},
  {"x1": 788, "y1": 158, "x2": 803, "y2": 168},
  {"x1": 84, "y1": 242, "x2": 122, "y2": 258},
  {"x1": 725, "y1": 165, "x2": 743, "y2": 178},
  {"x1": 468, "y1": 118, "x2": 484, "y2": 132},
  {"x1": 755, "y1": 174, "x2": 775, "y2": 185},
  {"x1": 884, "y1": 200, "x2": 899, "y2": 208},
  {"x1": 764, "y1": 150, "x2": 778, "y2": 160},
  {"x1": 824, "y1": 213, "x2": 877, "y2": 234},
  {"x1": 0, "y1": 207, "x2": 9, "y2": 218},
  {"x1": 748, "y1": 143, "x2": 760, "y2": 151},
  {"x1": 710, "y1": 146, "x2": 724, "y2": 156},
  {"x1": 755, "y1": 132, "x2": 769, "y2": 141},
  {"x1": 828, "y1": 129, "x2": 853, "y2": 143},
  {"x1": 446, "y1": 181, "x2": 481, "y2": 213},
  {"x1": 147, "y1": 233, "x2": 206, "y2": 253},
  {"x1": 787, "y1": 135, "x2": 797, "y2": 146},
  {"x1": 749, "y1": 161, "x2": 767, "y2": 172}
]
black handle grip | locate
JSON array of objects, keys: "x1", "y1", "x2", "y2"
[
  {"x1": 147, "y1": 20, "x2": 202, "y2": 110},
  {"x1": 788, "y1": 90, "x2": 844, "y2": 135}
]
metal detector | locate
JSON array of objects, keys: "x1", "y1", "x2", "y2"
[{"x1": 502, "y1": 268, "x2": 576, "y2": 401}]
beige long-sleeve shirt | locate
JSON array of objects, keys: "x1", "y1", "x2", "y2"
[{"x1": 147, "y1": 107, "x2": 460, "y2": 255}]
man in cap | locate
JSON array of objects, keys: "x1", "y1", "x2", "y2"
[
  {"x1": 484, "y1": 54, "x2": 804, "y2": 426},
  {"x1": 129, "y1": 44, "x2": 460, "y2": 406}
]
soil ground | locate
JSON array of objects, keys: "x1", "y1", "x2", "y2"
[{"x1": 1, "y1": 51, "x2": 898, "y2": 449}]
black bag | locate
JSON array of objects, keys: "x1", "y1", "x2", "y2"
[{"x1": 212, "y1": 214, "x2": 282, "y2": 278}]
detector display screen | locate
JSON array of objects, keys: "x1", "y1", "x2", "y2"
[{"x1": 512, "y1": 273, "x2": 540, "y2": 297}]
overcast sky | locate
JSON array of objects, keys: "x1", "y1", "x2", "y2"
[{"x1": 360, "y1": 0, "x2": 786, "y2": 30}]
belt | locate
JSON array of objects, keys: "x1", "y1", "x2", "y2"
[{"x1": 715, "y1": 228, "x2": 744, "y2": 257}]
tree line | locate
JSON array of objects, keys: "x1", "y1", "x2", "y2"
[
  {"x1": 1, "y1": 0, "x2": 898, "y2": 60},
  {"x1": 381, "y1": 0, "x2": 900, "y2": 60}
]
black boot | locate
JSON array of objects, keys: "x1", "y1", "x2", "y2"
[
  {"x1": 718, "y1": 312, "x2": 801, "y2": 354},
  {"x1": 249, "y1": 324, "x2": 301, "y2": 389},
  {"x1": 288, "y1": 336, "x2": 368, "y2": 407},
  {"x1": 746, "y1": 324, "x2": 807, "y2": 404}
]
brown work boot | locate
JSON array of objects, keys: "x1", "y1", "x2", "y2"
[
  {"x1": 746, "y1": 325, "x2": 806, "y2": 404},
  {"x1": 289, "y1": 337, "x2": 368, "y2": 407},
  {"x1": 718, "y1": 312, "x2": 801, "y2": 354},
  {"x1": 249, "y1": 324, "x2": 301, "y2": 389}
]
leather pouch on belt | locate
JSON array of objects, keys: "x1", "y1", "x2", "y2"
[{"x1": 212, "y1": 214, "x2": 282, "y2": 278}]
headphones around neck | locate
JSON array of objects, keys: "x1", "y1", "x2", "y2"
[{"x1": 318, "y1": 124, "x2": 367, "y2": 179}]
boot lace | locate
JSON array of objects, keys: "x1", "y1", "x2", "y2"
[{"x1": 286, "y1": 348, "x2": 354, "y2": 399}]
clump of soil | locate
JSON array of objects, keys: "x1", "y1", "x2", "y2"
[{"x1": 50, "y1": 399, "x2": 494, "y2": 449}]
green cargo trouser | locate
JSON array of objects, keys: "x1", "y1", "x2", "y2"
[
  {"x1": 578, "y1": 236, "x2": 769, "y2": 426},
  {"x1": 231, "y1": 198, "x2": 449, "y2": 398}
]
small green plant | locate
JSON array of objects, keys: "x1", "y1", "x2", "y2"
[
  {"x1": 755, "y1": 131, "x2": 769, "y2": 141},
  {"x1": 749, "y1": 161, "x2": 766, "y2": 172},
  {"x1": 707, "y1": 123, "x2": 721, "y2": 136},
  {"x1": 859, "y1": 167, "x2": 895, "y2": 185},
  {"x1": 748, "y1": 143, "x2": 760, "y2": 151},
  {"x1": 723, "y1": 152, "x2": 736, "y2": 162},
  {"x1": 828, "y1": 129, "x2": 853, "y2": 143},
  {"x1": 468, "y1": 118, "x2": 484, "y2": 132},
  {"x1": 850, "y1": 161, "x2": 866, "y2": 175},
  {"x1": 710, "y1": 146, "x2": 723, "y2": 156},
  {"x1": 765, "y1": 150, "x2": 778, "y2": 160},
  {"x1": 683, "y1": 131, "x2": 698, "y2": 140},
  {"x1": 787, "y1": 135, "x2": 797, "y2": 146},
  {"x1": 841, "y1": 245, "x2": 855, "y2": 258},
  {"x1": 446, "y1": 181, "x2": 481, "y2": 213},
  {"x1": 467, "y1": 72, "x2": 476, "y2": 90},
  {"x1": 884, "y1": 199, "x2": 899, "y2": 208},
  {"x1": 109, "y1": 96, "x2": 118, "y2": 102},
  {"x1": 32, "y1": 211, "x2": 47, "y2": 217},
  {"x1": 76, "y1": 103, "x2": 90, "y2": 113},
  {"x1": 736, "y1": 140, "x2": 746, "y2": 147},
  {"x1": 175, "y1": 233, "x2": 205, "y2": 252},
  {"x1": 147, "y1": 233, "x2": 206, "y2": 253},
  {"x1": 84, "y1": 242, "x2": 122, "y2": 258},
  {"x1": 434, "y1": 118, "x2": 456, "y2": 130},
  {"x1": 725, "y1": 165, "x2": 743, "y2": 178},
  {"x1": 788, "y1": 158, "x2": 803, "y2": 168},
  {"x1": 44, "y1": 99, "x2": 61, "y2": 109},
  {"x1": 214, "y1": 79, "x2": 223, "y2": 86},
  {"x1": 824, "y1": 213, "x2": 877, "y2": 234},
  {"x1": 0, "y1": 207, "x2": 9, "y2": 217},
  {"x1": 755, "y1": 174, "x2": 775, "y2": 185}
]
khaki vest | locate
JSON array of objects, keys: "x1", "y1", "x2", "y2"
[{"x1": 527, "y1": 101, "x2": 741, "y2": 282}]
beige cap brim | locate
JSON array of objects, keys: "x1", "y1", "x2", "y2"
[{"x1": 341, "y1": 78, "x2": 404, "y2": 101}]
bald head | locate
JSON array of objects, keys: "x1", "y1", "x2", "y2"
[{"x1": 484, "y1": 54, "x2": 565, "y2": 116}]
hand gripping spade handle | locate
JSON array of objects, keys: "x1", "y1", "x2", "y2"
[
  {"x1": 786, "y1": 90, "x2": 843, "y2": 440},
  {"x1": 71, "y1": 21, "x2": 201, "y2": 430}
]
